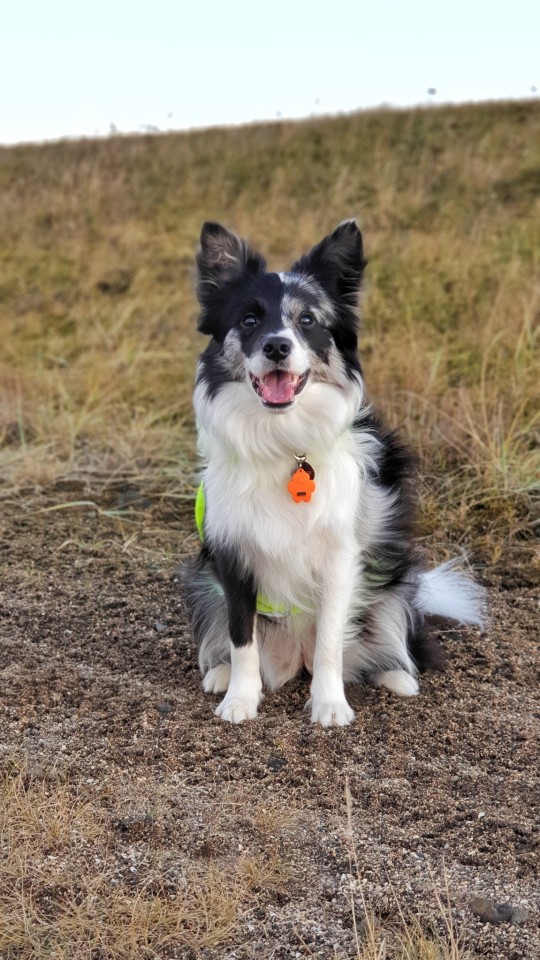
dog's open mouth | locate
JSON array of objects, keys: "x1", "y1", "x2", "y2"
[{"x1": 249, "y1": 370, "x2": 309, "y2": 407}]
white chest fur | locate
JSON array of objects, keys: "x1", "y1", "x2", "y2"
[{"x1": 203, "y1": 446, "x2": 359, "y2": 611}]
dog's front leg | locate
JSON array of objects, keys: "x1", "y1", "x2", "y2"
[
  {"x1": 213, "y1": 550, "x2": 263, "y2": 723},
  {"x1": 310, "y1": 545, "x2": 355, "y2": 727}
]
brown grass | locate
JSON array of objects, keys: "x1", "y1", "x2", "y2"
[
  {"x1": 1, "y1": 762, "x2": 482, "y2": 960},
  {"x1": 0, "y1": 762, "x2": 286, "y2": 958}
]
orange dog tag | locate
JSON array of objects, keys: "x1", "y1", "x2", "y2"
[{"x1": 287, "y1": 467, "x2": 316, "y2": 503}]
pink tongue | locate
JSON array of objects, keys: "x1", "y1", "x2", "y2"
[{"x1": 261, "y1": 371, "x2": 296, "y2": 404}]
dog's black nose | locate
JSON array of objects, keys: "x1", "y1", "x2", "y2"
[{"x1": 262, "y1": 337, "x2": 292, "y2": 362}]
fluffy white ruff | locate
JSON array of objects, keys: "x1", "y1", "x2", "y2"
[
  {"x1": 417, "y1": 561, "x2": 486, "y2": 627},
  {"x1": 194, "y1": 372, "x2": 364, "y2": 466},
  {"x1": 196, "y1": 376, "x2": 370, "y2": 624}
]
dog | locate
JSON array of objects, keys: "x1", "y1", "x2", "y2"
[{"x1": 185, "y1": 220, "x2": 486, "y2": 726}]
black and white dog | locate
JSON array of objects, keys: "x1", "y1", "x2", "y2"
[{"x1": 186, "y1": 220, "x2": 485, "y2": 726}]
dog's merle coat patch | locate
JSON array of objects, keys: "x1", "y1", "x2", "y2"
[{"x1": 185, "y1": 220, "x2": 486, "y2": 726}]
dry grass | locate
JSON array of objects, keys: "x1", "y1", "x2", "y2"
[
  {"x1": 344, "y1": 781, "x2": 474, "y2": 960},
  {"x1": 1, "y1": 100, "x2": 539, "y2": 561},
  {"x1": 0, "y1": 770, "x2": 235, "y2": 960},
  {"x1": 0, "y1": 762, "x2": 290, "y2": 958},
  {"x1": 1, "y1": 761, "x2": 483, "y2": 960}
]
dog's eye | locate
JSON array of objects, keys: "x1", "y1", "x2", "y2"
[
  {"x1": 241, "y1": 314, "x2": 258, "y2": 328},
  {"x1": 299, "y1": 314, "x2": 315, "y2": 326}
]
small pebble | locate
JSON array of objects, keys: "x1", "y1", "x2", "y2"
[
  {"x1": 96, "y1": 268, "x2": 133, "y2": 295},
  {"x1": 511, "y1": 907, "x2": 529, "y2": 925},
  {"x1": 495, "y1": 902, "x2": 513, "y2": 921},
  {"x1": 156, "y1": 701, "x2": 172, "y2": 715},
  {"x1": 267, "y1": 756, "x2": 287, "y2": 772},
  {"x1": 470, "y1": 897, "x2": 492, "y2": 919}
]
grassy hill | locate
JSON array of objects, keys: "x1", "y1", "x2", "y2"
[
  {"x1": 1, "y1": 100, "x2": 539, "y2": 563},
  {"x1": 1, "y1": 99, "x2": 539, "y2": 960}
]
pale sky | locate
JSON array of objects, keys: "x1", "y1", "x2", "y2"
[{"x1": 1, "y1": 0, "x2": 538, "y2": 144}]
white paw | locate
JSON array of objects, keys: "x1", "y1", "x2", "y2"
[
  {"x1": 373, "y1": 669, "x2": 419, "y2": 697},
  {"x1": 214, "y1": 689, "x2": 263, "y2": 723},
  {"x1": 309, "y1": 697, "x2": 355, "y2": 727},
  {"x1": 202, "y1": 663, "x2": 231, "y2": 694}
]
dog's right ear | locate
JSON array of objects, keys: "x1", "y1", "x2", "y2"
[{"x1": 196, "y1": 222, "x2": 266, "y2": 306}]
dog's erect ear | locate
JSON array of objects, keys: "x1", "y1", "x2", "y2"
[
  {"x1": 196, "y1": 222, "x2": 266, "y2": 302},
  {"x1": 291, "y1": 220, "x2": 367, "y2": 303}
]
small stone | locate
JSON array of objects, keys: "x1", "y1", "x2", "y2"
[
  {"x1": 116, "y1": 812, "x2": 154, "y2": 833},
  {"x1": 511, "y1": 907, "x2": 530, "y2": 925},
  {"x1": 24, "y1": 763, "x2": 46, "y2": 782},
  {"x1": 470, "y1": 897, "x2": 515, "y2": 925},
  {"x1": 470, "y1": 897, "x2": 493, "y2": 920},
  {"x1": 483, "y1": 905, "x2": 508, "y2": 925},
  {"x1": 156, "y1": 701, "x2": 172, "y2": 715},
  {"x1": 154, "y1": 621, "x2": 168, "y2": 633},
  {"x1": 495, "y1": 902, "x2": 513, "y2": 921},
  {"x1": 266, "y1": 756, "x2": 287, "y2": 772}
]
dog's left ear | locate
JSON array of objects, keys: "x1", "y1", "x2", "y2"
[
  {"x1": 196, "y1": 222, "x2": 266, "y2": 303},
  {"x1": 291, "y1": 220, "x2": 367, "y2": 303}
]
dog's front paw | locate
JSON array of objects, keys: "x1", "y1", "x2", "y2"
[
  {"x1": 309, "y1": 673, "x2": 355, "y2": 727},
  {"x1": 309, "y1": 697, "x2": 355, "y2": 727},
  {"x1": 215, "y1": 690, "x2": 262, "y2": 723}
]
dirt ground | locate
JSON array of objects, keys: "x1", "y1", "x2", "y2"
[{"x1": 1, "y1": 488, "x2": 538, "y2": 959}]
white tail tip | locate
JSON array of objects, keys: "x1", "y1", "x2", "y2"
[{"x1": 417, "y1": 561, "x2": 487, "y2": 628}]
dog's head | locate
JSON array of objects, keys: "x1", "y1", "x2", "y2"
[{"x1": 195, "y1": 220, "x2": 367, "y2": 411}]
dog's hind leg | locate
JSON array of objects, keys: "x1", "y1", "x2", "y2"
[
  {"x1": 184, "y1": 551, "x2": 230, "y2": 676},
  {"x1": 202, "y1": 663, "x2": 231, "y2": 693},
  {"x1": 372, "y1": 668, "x2": 419, "y2": 696},
  {"x1": 344, "y1": 591, "x2": 420, "y2": 694}
]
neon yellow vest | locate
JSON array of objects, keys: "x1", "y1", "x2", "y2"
[{"x1": 195, "y1": 482, "x2": 302, "y2": 617}]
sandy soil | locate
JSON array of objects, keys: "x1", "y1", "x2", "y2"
[{"x1": 1, "y1": 490, "x2": 538, "y2": 959}]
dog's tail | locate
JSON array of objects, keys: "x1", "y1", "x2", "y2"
[{"x1": 417, "y1": 561, "x2": 487, "y2": 628}]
